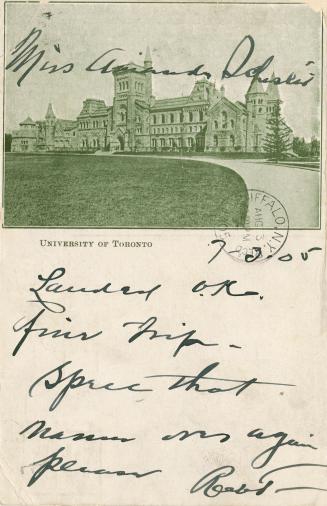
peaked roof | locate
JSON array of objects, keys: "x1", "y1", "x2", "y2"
[
  {"x1": 208, "y1": 95, "x2": 246, "y2": 115},
  {"x1": 19, "y1": 116, "x2": 35, "y2": 126},
  {"x1": 266, "y1": 72, "x2": 280, "y2": 101},
  {"x1": 45, "y1": 103, "x2": 56, "y2": 119},
  {"x1": 246, "y1": 76, "x2": 265, "y2": 95}
]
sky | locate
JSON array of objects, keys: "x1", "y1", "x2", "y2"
[{"x1": 4, "y1": 2, "x2": 321, "y2": 140}]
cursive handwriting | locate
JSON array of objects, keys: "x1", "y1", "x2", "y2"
[
  {"x1": 191, "y1": 462, "x2": 327, "y2": 498},
  {"x1": 146, "y1": 361, "x2": 294, "y2": 394},
  {"x1": 248, "y1": 428, "x2": 317, "y2": 469},
  {"x1": 190, "y1": 465, "x2": 273, "y2": 497},
  {"x1": 29, "y1": 360, "x2": 153, "y2": 411},
  {"x1": 123, "y1": 316, "x2": 217, "y2": 357},
  {"x1": 29, "y1": 267, "x2": 161, "y2": 313},
  {"x1": 20, "y1": 419, "x2": 135, "y2": 443},
  {"x1": 7, "y1": 28, "x2": 316, "y2": 88},
  {"x1": 12, "y1": 308, "x2": 102, "y2": 356},
  {"x1": 192, "y1": 278, "x2": 260, "y2": 298},
  {"x1": 29, "y1": 360, "x2": 295, "y2": 411},
  {"x1": 6, "y1": 28, "x2": 74, "y2": 87},
  {"x1": 162, "y1": 429, "x2": 230, "y2": 443},
  {"x1": 24, "y1": 446, "x2": 162, "y2": 487},
  {"x1": 222, "y1": 34, "x2": 315, "y2": 87}
]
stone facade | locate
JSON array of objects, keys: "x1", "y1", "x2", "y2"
[{"x1": 11, "y1": 48, "x2": 292, "y2": 154}]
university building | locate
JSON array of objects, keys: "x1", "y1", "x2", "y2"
[{"x1": 11, "y1": 47, "x2": 292, "y2": 154}]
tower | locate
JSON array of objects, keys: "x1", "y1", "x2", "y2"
[
  {"x1": 45, "y1": 103, "x2": 56, "y2": 150},
  {"x1": 144, "y1": 46, "x2": 153, "y2": 102},
  {"x1": 245, "y1": 77, "x2": 267, "y2": 152},
  {"x1": 266, "y1": 72, "x2": 281, "y2": 115},
  {"x1": 111, "y1": 48, "x2": 152, "y2": 151}
]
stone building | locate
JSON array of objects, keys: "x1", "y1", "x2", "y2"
[
  {"x1": 11, "y1": 117, "x2": 38, "y2": 152},
  {"x1": 11, "y1": 104, "x2": 78, "y2": 153},
  {"x1": 10, "y1": 48, "x2": 292, "y2": 154}
]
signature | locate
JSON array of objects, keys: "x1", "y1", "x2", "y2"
[{"x1": 190, "y1": 463, "x2": 327, "y2": 498}]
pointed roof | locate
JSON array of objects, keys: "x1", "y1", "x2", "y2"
[
  {"x1": 144, "y1": 45, "x2": 152, "y2": 63},
  {"x1": 266, "y1": 73, "x2": 280, "y2": 101},
  {"x1": 19, "y1": 116, "x2": 35, "y2": 126},
  {"x1": 246, "y1": 76, "x2": 265, "y2": 95},
  {"x1": 45, "y1": 103, "x2": 56, "y2": 119}
]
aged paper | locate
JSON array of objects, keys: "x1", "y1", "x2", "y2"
[{"x1": 1, "y1": 1, "x2": 326, "y2": 505}]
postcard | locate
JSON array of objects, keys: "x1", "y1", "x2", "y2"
[{"x1": 0, "y1": 1, "x2": 326, "y2": 505}]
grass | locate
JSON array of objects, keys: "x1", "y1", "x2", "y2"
[{"x1": 4, "y1": 153, "x2": 249, "y2": 227}]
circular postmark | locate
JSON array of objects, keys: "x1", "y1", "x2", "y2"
[{"x1": 215, "y1": 189, "x2": 289, "y2": 262}]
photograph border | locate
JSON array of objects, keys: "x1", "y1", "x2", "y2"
[{"x1": 2, "y1": 0, "x2": 324, "y2": 231}]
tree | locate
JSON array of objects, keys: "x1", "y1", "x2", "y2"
[
  {"x1": 293, "y1": 137, "x2": 308, "y2": 157},
  {"x1": 5, "y1": 133, "x2": 12, "y2": 152},
  {"x1": 310, "y1": 136, "x2": 320, "y2": 158},
  {"x1": 263, "y1": 103, "x2": 292, "y2": 162}
]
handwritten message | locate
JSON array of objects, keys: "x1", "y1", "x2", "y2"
[{"x1": 9, "y1": 240, "x2": 326, "y2": 502}]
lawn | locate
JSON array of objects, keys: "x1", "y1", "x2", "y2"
[{"x1": 4, "y1": 154, "x2": 249, "y2": 228}]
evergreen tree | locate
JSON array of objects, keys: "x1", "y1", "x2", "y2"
[
  {"x1": 310, "y1": 136, "x2": 320, "y2": 158},
  {"x1": 263, "y1": 103, "x2": 292, "y2": 162}
]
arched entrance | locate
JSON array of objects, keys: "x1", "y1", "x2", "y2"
[{"x1": 118, "y1": 135, "x2": 125, "y2": 151}]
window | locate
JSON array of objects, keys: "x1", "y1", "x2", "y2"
[
  {"x1": 169, "y1": 138, "x2": 173, "y2": 147},
  {"x1": 153, "y1": 115, "x2": 157, "y2": 124},
  {"x1": 214, "y1": 120, "x2": 218, "y2": 129},
  {"x1": 187, "y1": 137, "x2": 194, "y2": 147},
  {"x1": 258, "y1": 107, "x2": 262, "y2": 113},
  {"x1": 152, "y1": 138, "x2": 156, "y2": 148},
  {"x1": 160, "y1": 138, "x2": 165, "y2": 147},
  {"x1": 161, "y1": 114, "x2": 165, "y2": 124},
  {"x1": 230, "y1": 119, "x2": 234, "y2": 129},
  {"x1": 170, "y1": 113, "x2": 174, "y2": 123},
  {"x1": 222, "y1": 111, "x2": 227, "y2": 129},
  {"x1": 214, "y1": 135, "x2": 218, "y2": 147},
  {"x1": 179, "y1": 112, "x2": 183, "y2": 123},
  {"x1": 189, "y1": 112, "x2": 193, "y2": 122},
  {"x1": 199, "y1": 111, "x2": 204, "y2": 121}
]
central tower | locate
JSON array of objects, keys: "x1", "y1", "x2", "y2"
[{"x1": 111, "y1": 48, "x2": 153, "y2": 151}]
